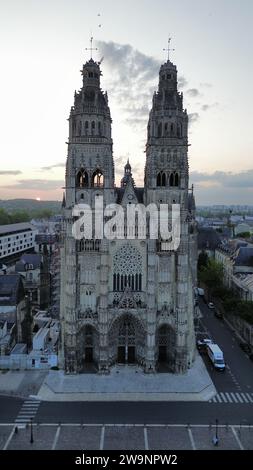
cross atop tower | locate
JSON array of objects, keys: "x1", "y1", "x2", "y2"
[
  {"x1": 85, "y1": 36, "x2": 98, "y2": 59},
  {"x1": 163, "y1": 37, "x2": 175, "y2": 62}
]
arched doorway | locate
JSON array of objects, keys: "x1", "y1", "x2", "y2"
[
  {"x1": 156, "y1": 324, "x2": 176, "y2": 372},
  {"x1": 77, "y1": 325, "x2": 99, "y2": 372},
  {"x1": 108, "y1": 314, "x2": 145, "y2": 366},
  {"x1": 118, "y1": 317, "x2": 135, "y2": 363}
]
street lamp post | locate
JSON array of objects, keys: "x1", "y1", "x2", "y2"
[
  {"x1": 212, "y1": 418, "x2": 219, "y2": 446},
  {"x1": 30, "y1": 417, "x2": 34, "y2": 444}
]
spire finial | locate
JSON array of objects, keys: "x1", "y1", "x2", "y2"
[
  {"x1": 163, "y1": 37, "x2": 175, "y2": 62},
  {"x1": 85, "y1": 35, "x2": 98, "y2": 59}
]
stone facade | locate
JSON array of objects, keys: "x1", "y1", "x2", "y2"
[{"x1": 60, "y1": 54, "x2": 197, "y2": 374}]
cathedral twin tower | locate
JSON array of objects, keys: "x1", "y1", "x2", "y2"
[{"x1": 60, "y1": 49, "x2": 197, "y2": 374}]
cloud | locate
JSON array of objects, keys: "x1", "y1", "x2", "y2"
[
  {"x1": 186, "y1": 88, "x2": 200, "y2": 98},
  {"x1": 190, "y1": 169, "x2": 253, "y2": 189},
  {"x1": 178, "y1": 76, "x2": 188, "y2": 89},
  {"x1": 0, "y1": 170, "x2": 22, "y2": 175},
  {"x1": 2, "y1": 179, "x2": 64, "y2": 191},
  {"x1": 201, "y1": 102, "x2": 219, "y2": 111},
  {"x1": 200, "y1": 82, "x2": 212, "y2": 88},
  {"x1": 188, "y1": 113, "x2": 200, "y2": 125},
  {"x1": 114, "y1": 155, "x2": 128, "y2": 170},
  {"x1": 124, "y1": 117, "x2": 147, "y2": 129},
  {"x1": 97, "y1": 41, "x2": 187, "y2": 130},
  {"x1": 40, "y1": 163, "x2": 65, "y2": 171},
  {"x1": 97, "y1": 41, "x2": 160, "y2": 83}
]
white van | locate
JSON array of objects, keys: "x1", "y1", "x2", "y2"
[{"x1": 206, "y1": 343, "x2": 225, "y2": 371}]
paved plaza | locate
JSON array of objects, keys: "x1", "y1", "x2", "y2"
[
  {"x1": 0, "y1": 423, "x2": 251, "y2": 450},
  {"x1": 39, "y1": 356, "x2": 215, "y2": 402}
]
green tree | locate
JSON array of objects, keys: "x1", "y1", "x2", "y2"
[
  {"x1": 0, "y1": 208, "x2": 11, "y2": 224},
  {"x1": 198, "y1": 258, "x2": 223, "y2": 299},
  {"x1": 10, "y1": 210, "x2": 30, "y2": 223},
  {"x1": 197, "y1": 250, "x2": 209, "y2": 271},
  {"x1": 237, "y1": 232, "x2": 251, "y2": 239}
]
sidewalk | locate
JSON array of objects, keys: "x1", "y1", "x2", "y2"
[{"x1": 0, "y1": 370, "x2": 47, "y2": 398}]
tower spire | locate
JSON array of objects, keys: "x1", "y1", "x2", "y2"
[
  {"x1": 163, "y1": 37, "x2": 175, "y2": 62},
  {"x1": 85, "y1": 36, "x2": 98, "y2": 59}
]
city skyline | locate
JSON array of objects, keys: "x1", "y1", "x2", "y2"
[{"x1": 0, "y1": 0, "x2": 252, "y2": 204}]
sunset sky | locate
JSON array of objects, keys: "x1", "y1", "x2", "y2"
[{"x1": 0, "y1": 0, "x2": 252, "y2": 204}]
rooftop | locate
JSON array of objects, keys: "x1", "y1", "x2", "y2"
[
  {"x1": 0, "y1": 222, "x2": 36, "y2": 236},
  {"x1": 198, "y1": 227, "x2": 221, "y2": 251},
  {"x1": 0, "y1": 274, "x2": 25, "y2": 305},
  {"x1": 15, "y1": 253, "x2": 42, "y2": 271}
]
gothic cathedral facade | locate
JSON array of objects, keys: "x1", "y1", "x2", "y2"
[{"x1": 60, "y1": 53, "x2": 197, "y2": 374}]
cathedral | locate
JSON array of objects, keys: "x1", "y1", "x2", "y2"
[{"x1": 59, "y1": 46, "x2": 197, "y2": 374}]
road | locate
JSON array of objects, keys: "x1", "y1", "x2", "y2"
[
  {"x1": 197, "y1": 297, "x2": 253, "y2": 393},
  {"x1": 1, "y1": 298, "x2": 253, "y2": 429}
]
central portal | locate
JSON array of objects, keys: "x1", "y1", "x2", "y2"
[
  {"x1": 117, "y1": 346, "x2": 136, "y2": 363},
  {"x1": 117, "y1": 317, "x2": 136, "y2": 364},
  {"x1": 108, "y1": 313, "x2": 145, "y2": 367}
]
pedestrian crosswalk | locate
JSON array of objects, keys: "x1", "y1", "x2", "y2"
[
  {"x1": 15, "y1": 398, "x2": 41, "y2": 426},
  {"x1": 209, "y1": 392, "x2": 253, "y2": 404}
]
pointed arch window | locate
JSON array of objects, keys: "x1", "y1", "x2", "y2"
[
  {"x1": 76, "y1": 169, "x2": 89, "y2": 188},
  {"x1": 158, "y1": 122, "x2": 162, "y2": 137},
  {"x1": 169, "y1": 172, "x2": 180, "y2": 187},
  {"x1": 78, "y1": 121, "x2": 82, "y2": 136},
  {"x1": 91, "y1": 121, "x2": 95, "y2": 136},
  {"x1": 98, "y1": 121, "x2": 102, "y2": 136},
  {"x1": 157, "y1": 171, "x2": 166, "y2": 187},
  {"x1": 85, "y1": 121, "x2": 89, "y2": 135},
  {"x1": 177, "y1": 123, "x2": 182, "y2": 138},
  {"x1": 92, "y1": 169, "x2": 104, "y2": 188},
  {"x1": 170, "y1": 123, "x2": 174, "y2": 135}
]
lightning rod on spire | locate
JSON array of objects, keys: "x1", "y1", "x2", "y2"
[
  {"x1": 163, "y1": 37, "x2": 175, "y2": 61},
  {"x1": 85, "y1": 36, "x2": 98, "y2": 59}
]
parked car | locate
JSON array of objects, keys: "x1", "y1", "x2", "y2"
[
  {"x1": 239, "y1": 342, "x2": 252, "y2": 354},
  {"x1": 197, "y1": 338, "x2": 213, "y2": 353},
  {"x1": 197, "y1": 288, "x2": 205, "y2": 296},
  {"x1": 214, "y1": 310, "x2": 223, "y2": 319},
  {"x1": 208, "y1": 302, "x2": 215, "y2": 309}
]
